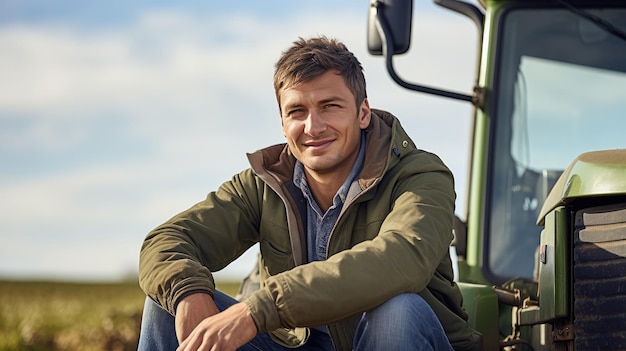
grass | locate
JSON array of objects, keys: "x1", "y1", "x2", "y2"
[{"x1": 0, "y1": 279, "x2": 241, "y2": 351}]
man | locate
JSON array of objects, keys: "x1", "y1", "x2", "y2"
[{"x1": 138, "y1": 36, "x2": 481, "y2": 350}]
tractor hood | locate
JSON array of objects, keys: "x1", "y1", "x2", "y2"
[{"x1": 537, "y1": 149, "x2": 626, "y2": 225}]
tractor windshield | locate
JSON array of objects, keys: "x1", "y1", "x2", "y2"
[{"x1": 486, "y1": 5, "x2": 626, "y2": 281}]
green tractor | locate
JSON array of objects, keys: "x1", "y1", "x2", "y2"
[{"x1": 367, "y1": 0, "x2": 626, "y2": 349}]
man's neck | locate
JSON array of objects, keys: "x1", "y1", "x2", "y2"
[{"x1": 304, "y1": 169, "x2": 350, "y2": 213}]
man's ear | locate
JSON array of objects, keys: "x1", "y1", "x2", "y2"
[{"x1": 358, "y1": 98, "x2": 371, "y2": 129}]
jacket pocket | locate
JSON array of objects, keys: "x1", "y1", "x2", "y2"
[{"x1": 259, "y1": 238, "x2": 293, "y2": 276}]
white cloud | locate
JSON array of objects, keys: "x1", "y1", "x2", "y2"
[{"x1": 0, "y1": 6, "x2": 478, "y2": 280}]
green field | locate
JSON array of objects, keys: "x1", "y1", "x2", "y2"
[{"x1": 0, "y1": 280, "x2": 240, "y2": 351}]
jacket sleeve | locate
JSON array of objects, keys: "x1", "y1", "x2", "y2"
[
  {"x1": 244, "y1": 151, "x2": 456, "y2": 332},
  {"x1": 139, "y1": 168, "x2": 263, "y2": 315}
]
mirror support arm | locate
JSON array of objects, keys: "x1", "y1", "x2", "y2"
[{"x1": 373, "y1": 1, "x2": 479, "y2": 105}]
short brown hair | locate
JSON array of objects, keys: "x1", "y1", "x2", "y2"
[{"x1": 273, "y1": 36, "x2": 367, "y2": 112}]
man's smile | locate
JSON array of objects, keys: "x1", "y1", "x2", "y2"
[{"x1": 303, "y1": 138, "x2": 334, "y2": 148}]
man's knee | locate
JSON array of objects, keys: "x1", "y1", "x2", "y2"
[
  {"x1": 138, "y1": 297, "x2": 178, "y2": 351},
  {"x1": 354, "y1": 293, "x2": 452, "y2": 350},
  {"x1": 360, "y1": 293, "x2": 438, "y2": 330}
]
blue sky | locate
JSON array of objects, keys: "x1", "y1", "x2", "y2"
[{"x1": 0, "y1": 1, "x2": 479, "y2": 281}]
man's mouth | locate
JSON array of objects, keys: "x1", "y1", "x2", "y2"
[{"x1": 303, "y1": 139, "x2": 334, "y2": 150}]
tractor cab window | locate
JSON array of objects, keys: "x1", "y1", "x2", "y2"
[{"x1": 487, "y1": 6, "x2": 626, "y2": 281}]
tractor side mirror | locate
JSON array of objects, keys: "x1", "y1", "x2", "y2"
[{"x1": 367, "y1": 0, "x2": 413, "y2": 55}]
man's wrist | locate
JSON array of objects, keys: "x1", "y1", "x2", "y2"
[{"x1": 175, "y1": 292, "x2": 219, "y2": 342}]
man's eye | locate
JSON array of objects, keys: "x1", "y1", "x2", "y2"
[
  {"x1": 324, "y1": 104, "x2": 340, "y2": 109},
  {"x1": 287, "y1": 109, "x2": 304, "y2": 118}
]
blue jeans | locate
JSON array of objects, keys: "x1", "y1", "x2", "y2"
[{"x1": 138, "y1": 291, "x2": 453, "y2": 350}]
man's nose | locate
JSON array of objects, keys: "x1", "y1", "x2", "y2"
[{"x1": 304, "y1": 111, "x2": 326, "y2": 136}]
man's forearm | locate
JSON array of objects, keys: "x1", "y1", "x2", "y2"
[{"x1": 175, "y1": 292, "x2": 219, "y2": 343}]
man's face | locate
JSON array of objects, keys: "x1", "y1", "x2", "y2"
[{"x1": 280, "y1": 70, "x2": 370, "y2": 180}]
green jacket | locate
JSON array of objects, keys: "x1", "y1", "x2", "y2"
[{"x1": 139, "y1": 109, "x2": 480, "y2": 350}]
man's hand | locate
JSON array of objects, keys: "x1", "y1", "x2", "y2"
[
  {"x1": 177, "y1": 302, "x2": 258, "y2": 351},
  {"x1": 175, "y1": 293, "x2": 258, "y2": 351}
]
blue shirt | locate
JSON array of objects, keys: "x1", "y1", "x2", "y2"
[{"x1": 293, "y1": 133, "x2": 366, "y2": 263}]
